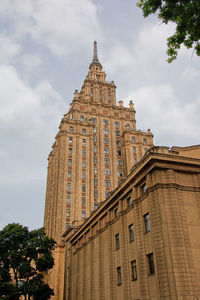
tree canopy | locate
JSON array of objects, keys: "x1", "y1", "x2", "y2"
[
  {"x1": 0, "y1": 223, "x2": 56, "y2": 300},
  {"x1": 137, "y1": 0, "x2": 200, "y2": 62}
]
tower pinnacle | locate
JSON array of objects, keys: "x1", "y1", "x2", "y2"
[{"x1": 92, "y1": 41, "x2": 99, "y2": 63}]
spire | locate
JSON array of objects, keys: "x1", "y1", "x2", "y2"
[{"x1": 92, "y1": 41, "x2": 99, "y2": 63}]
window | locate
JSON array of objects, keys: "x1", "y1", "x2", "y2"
[
  {"x1": 69, "y1": 126, "x2": 73, "y2": 133},
  {"x1": 93, "y1": 127, "x2": 97, "y2": 133},
  {"x1": 66, "y1": 223, "x2": 70, "y2": 229},
  {"x1": 132, "y1": 136, "x2": 135, "y2": 143},
  {"x1": 104, "y1": 148, "x2": 109, "y2": 154},
  {"x1": 68, "y1": 170, "x2": 71, "y2": 178},
  {"x1": 82, "y1": 172, "x2": 86, "y2": 180},
  {"x1": 127, "y1": 196, "x2": 132, "y2": 206},
  {"x1": 131, "y1": 260, "x2": 137, "y2": 281},
  {"x1": 82, "y1": 129, "x2": 86, "y2": 135},
  {"x1": 144, "y1": 213, "x2": 150, "y2": 233},
  {"x1": 82, "y1": 210, "x2": 86, "y2": 218},
  {"x1": 104, "y1": 138, "x2": 109, "y2": 144},
  {"x1": 105, "y1": 169, "x2": 110, "y2": 175},
  {"x1": 82, "y1": 184, "x2": 86, "y2": 193},
  {"x1": 116, "y1": 150, "x2": 121, "y2": 156},
  {"x1": 126, "y1": 123, "x2": 130, "y2": 129},
  {"x1": 115, "y1": 233, "x2": 120, "y2": 250},
  {"x1": 94, "y1": 157, "x2": 98, "y2": 164},
  {"x1": 99, "y1": 90, "x2": 102, "y2": 99},
  {"x1": 82, "y1": 139, "x2": 86, "y2": 146},
  {"x1": 80, "y1": 115, "x2": 84, "y2": 121},
  {"x1": 115, "y1": 130, "x2": 120, "y2": 136},
  {"x1": 134, "y1": 156, "x2": 137, "y2": 164},
  {"x1": 114, "y1": 208, "x2": 118, "y2": 217},
  {"x1": 92, "y1": 117, "x2": 96, "y2": 123},
  {"x1": 94, "y1": 167, "x2": 98, "y2": 174},
  {"x1": 105, "y1": 180, "x2": 111, "y2": 187},
  {"x1": 117, "y1": 267, "x2": 122, "y2": 285},
  {"x1": 82, "y1": 160, "x2": 86, "y2": 168},
  {"x1": 115, "y1": 121, "x2": 120, "y2": 127},
  {"x1": 104, "y1": 158, "x2": 110, "y2": 165},
  {"x1": 108, "y1": 89, "x2": 111, "y2": 101},
  {"x1": 82, "y1": 150, "x2": 86, "y2": 156},
  {"x1": 94, "y1": 190, "x2": 98, "y2": 198},
  {"x1": 144, "y1": 138, "x2": 147, "y2": 145},
  {"x1": 94, "y1": 178, "x2": 98, "y2": 186},
  {"x1": 67, "y1": 195, "x2": 71, "y2": 204},
  {"x1": 67, "y1": 183, "x2": 71, "y2": 190},
  {"x1": 141, "y1": 183, "x2": 146, "y2": 194},
  {"x1": 133, "y1": 146, "x2": 136, "y2": 153},
  {"x1": 69, "y1": 137, "x2": 73, "y2": 143},
  {"x1": 116, "y1": 140, "x2": 120, "y2": 146},
  {"x1": 117, "y1": 160, "x2": 122, "y2": 166},
  {"x1": 103, "y1": 119, "x2": 108, "y2": 125},
  {"x1": 147, "y1": 253, "x2": 155, "y2": 275},
  {"x1": 117, "y1": 170, "x2": 123, "y2": 177},
  {"x1": 82, "y1": 197, "x2": 85, "y2": 205},
  {"x1": 94, "y1": 202, "x2": 98, "y2": 210},
  {"x1": 69, "y1": 148, "x2": 72, "y2": 155},
  {"x1": 93, "y1": 136, "x2": 97, "y2": 143},
  {"x1": 94, "y1": 146, "x2": 97, "y2": 153},
  {"x1": 104, "y1": 128, "x2": 109, "y2": 135},
  {"x1": 66, "y1": 209, "x2": 70, "y2": 217},
  {"x1": 91, "y1": 87, "x2": 93, "y2": 97},
  {"x1": 105, "y1": 192, "x2": 109, "y2": 198},
  {"x1": 129, "y1": 224, "x2": 134, "y2": 242}
]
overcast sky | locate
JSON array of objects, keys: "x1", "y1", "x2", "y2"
[{"x1": 0, "y1": 0, "x2": 200, "y2": 231}]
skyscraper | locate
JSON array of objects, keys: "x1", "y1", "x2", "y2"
[{"x1": 44, "y1": 42, "x2": 153, "y2": 242}]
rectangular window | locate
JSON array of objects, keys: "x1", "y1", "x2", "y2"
[
  {"x1": 82, "y1": 129, "x2": 86, "y2": 135},
  {"x1": 114, "y1": 208, "x2": 118, "y2": 217},
  {"x1": 67, "y1": 195, "x2": 71, "y2": 204},
  {"x1": 82, "y1": 172, "x2": 86, "y2": 179},
  {"x1": 103, "y1": 119, "x2": 108, "y2": 125},
  {"x1": 126, "y1": 123, "x2": 130, "y2": 129},
  {"x1": 116, "y1": 139, "x2": 120, "y2": 146},
  {"x1": 115, "y1": 130, "x2": 120, "y2": 136},
  {"x1": 94, "y1": 202, "x2": 98, "y2": 210},
  {"x1": 80, "y1": 115, "x2": 84, "y2": 121},
  {"x1": 116, "y1": 150, "x2": 121, "y2": 156},
  {"x1": 104, "y1": 158, "x2": 110, "y2": 165},
  {"x1": 93, "y1": 127, "x2": 97, "y2": 133},
  {"x1": 69, "y1": 126, "x2": 73, "y2": 133},
  {"x1": 67, "y1": 183, "x2": 71, "y2": 190},
  {"x1": 117, "y1": 160, "x2": 122, "y2": 166},
  {"x1": 127, "y1": 196, "x2": 132, "y2": 206},
  {"x1": 129, "y1": 224, "x2": 134, "y2": 242},
  {"x1": 68, "y1": 170, "x2": 71, "y2": 178},
  {"x1": 117, "y1": 170, "x2": 123, "y2": 177},
  {"x1": 132, "y1": 136, "x2": 135, "y2": 143},
  {"x1": 141, "y1": 183, "x2": 146, "y2": 194},
  {"x1": 134, "y1": 156, "x2": 137, "y2": 164},
  {"x1": 104, "y1": 138, "x2": 109, "y2": 144},
  {"x1": 144, "y1": 213, "x2": 150, "y2": 233},
  {"x1": 144, "y1": 138, "x2": 147, "y2": 145},
  {"x1": 133, "y1": 146, "x2": 136, "y2": 153},
  {"x1": 94, "y1": 178, "x2": 98, "y2": 186},
  {"x1": 82, "y1": 197, "x2": 85, "y2": 205},
  {"x1": 94, "y1": 190, "x2": 98, "y2": 198},
  {"x1": 104, "y1": 147, "x2": 109, "y2": 154},
  {"x1": 117, "y1": 267, "x2": 122, "y2": 285},
  {"x1": 105, "y1": 169, "x2": 110, "y2": 175},
  {"x1": 82, "y1": 160, "x2": 86, "y2": 168},
  {"x1": 66, "y1": 223, "x2": 70, "y2": 229},
  {"x1": 66, "y1": 209, "x2": 70, "y2": 217},
  {"x1": 69, "y1": 137, "x2": 73, "y2": 143},
  {"x1": 82, "y1": 150, "x2": 86, "y2": 156},
  {"x1": 105, "y1": 192, "x2": 109, "y2": 198},
  {"x1": 92, "y1": 117, "x2": 97, "y2": 123},
  {"x1": 82, "y1": 210, "x2": 86, "y2": 218},
  {"x1": 131, "y1": 260, "x2": 137, "y2": 281},
  {"x1": 82, "y1": 184, "x2": 86, "y2": 193},
  {"x1": 68, "y1": 148, "x2": 72, "y2": 155},
  {"x1": 115, "y1": 233, "x2": 120, "y2": 250},
  {"x1": 105, "y1": 180, "x2": 111, "y2": 187},
  {"x1": 94, "y1": 167, "x2": 98, "y2": 174},
  {"x1": 104, "y1": 128, "x2": 109, "y2": 134},
  {"x1": 94, "y1": 156, "x2": 98, "y2": 164},
  {"x1": 93, "y1": 136, "x2": 97, "y2": 143},
  {"x1": 115, "y1": 121, "x2": 120, "y2": 127},
  {"x1": 82, "y1": 139, "x2": 86, "y2": 146},
  {"x1": 94, "y1": 146, "x2": 97, "y2": 153},
  {"x1": 147, "y1": 253, "x2": 155, "y2": 274}
]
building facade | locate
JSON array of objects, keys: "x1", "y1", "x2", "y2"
[{"x1": 44, "y1": 42, "x2": 153, "y2": 243}]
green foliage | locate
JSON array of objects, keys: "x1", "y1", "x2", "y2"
[
  {"x1": 137, "y1": 0, "x2": 200, "y2": 62},
  {"x1": 0, "y1": 223, "x2": 56, "y2": 300}
]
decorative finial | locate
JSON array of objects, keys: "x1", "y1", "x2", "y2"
[{"x1": 92, "y1": 41, "x2": 99, "y2": 63}]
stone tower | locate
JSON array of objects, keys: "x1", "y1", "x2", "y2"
[{"x1": 44, "y1": 42, "x2": 153, "y2": 242}]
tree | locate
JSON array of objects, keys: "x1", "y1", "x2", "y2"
[
  {"x1": 0, "y1": 223, "x2": 56, "y2": 300},
  {"x1": 137, "y1": 0, "x2": 200, "y2": 62}
]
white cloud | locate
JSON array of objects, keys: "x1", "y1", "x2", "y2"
[
  {"x1": 0, "y1": 33, "x2": 20, "y2": 63},
  {"x1": 182, "y1": 66, "x2": 200, "y2": 81},
  {"x1": 0, "y1": 0, "x2": 100, "y2": 57}
]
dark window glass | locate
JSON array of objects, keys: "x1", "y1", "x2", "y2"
[
  {"x1": 69, "y1": 148, "x2": 72, "y2": 155},
  {"x1": 115, "y1": 233, "x2": 120, "y2": 250},
  {"x1": 144, "y1": 213, "x2": 150, "y2": 233},
  {"x1": 82, "y1": 150, "x2": 86, "y2": 156},
  {"x1": 67, "y1": 183, "x2": 71, "y2": 190},
  {"x1": 66, "y1": 209, "x2": 70, "y2": 217},
  {"x1": 82, "y1": 184, "x2": 86, "y2": 193},
  {"x1": 104, "y1": 138, "x2": 109, "y2": 144},
  {"x1": 69, "y1": 126, "x2": 73, "y2": 133},
  {"x1": 67, "y1": 195, "x2": 71, "y2": 204},
  {"x1": 114, "y1": 208, "x2": 118, "y2": 217},
  {"x1": 94, "y1": 190, "x2": 98, "y2": 198},
  {"x1": 147, "y1": 253, "x2": 155, "y2": 274},
  {"x1": 82, "y1": 129, "x2": 86, "y2": 135},
  {"x1": 69, "y1": 137, "x2": 73, "y2": 143},
  {"x1": 141, "y1": 183, "x2": 146, "y2": 194},
  {"x1": 68, "y1": 170, "x2": 71, "y2": 178},
  {"x1": 129, "y1": 224, "x2": 134, "y2": 242},
  {"x1": 103, "y1": 119, "x2": 108, "y2": 125},
  {"x1": 94, "y1": 178, "x2": 98, "y2": 186},
  {"x1": 94, "y1": 202, "x2": 98, "y2": 210},
  {"x1": 82, "y1": 139, "x2": 86, "y2": 146},
  {"x1": 82, "y1": 210, "x2": 86, "y2": 218},
  {"x1": 117, "y1": 267, "x2": 122, "y2": 285},
  {"x1": 105, "y1": 180, "x2": 111, "y2": 187},
  {"x1": 127, "y1": 196, "x2": 132, "y2": 206},
  {"x1": 104, "y1": 148, "x2": 109, "y2": 154},
  {"x1": 82, "y1": 160, "x2": 86, "y2": 168},
  {"x1": 131, "y1": 260, "x2": 137, "y2": 281}
]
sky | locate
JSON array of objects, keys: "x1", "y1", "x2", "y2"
[{"x1": 0, "y1": 0, "x2": 200, "y2": 231}]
